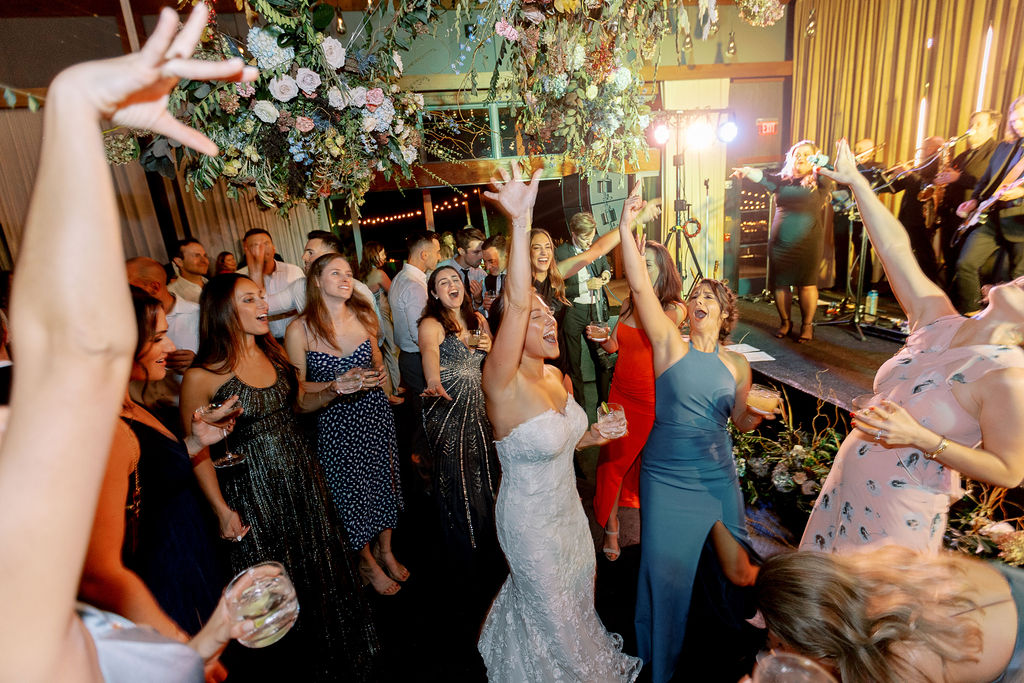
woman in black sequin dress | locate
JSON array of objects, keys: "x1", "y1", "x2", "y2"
[
  {"x1": 181, "y1": 273, "x2": 378, "y2": 682},
  {"x1": 418, "y1": 265, "x2": 500, "y2": 561}
]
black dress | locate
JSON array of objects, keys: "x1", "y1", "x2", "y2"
[
  {"x1": 758, "y1": 173, "x2": 834, "y2": 288},
  {"x1": 211, "y1": 365, "x2": 379, "y2": 681},
  {"x1": 422, "y1": 334, "x2": 500, "y2": 558},
  {"x1": 121, "y1": 418, "x2": 222, "y2": 635}
]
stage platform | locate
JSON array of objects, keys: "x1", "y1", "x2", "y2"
[{"x1": 730, "y1": 298, "x2": 903, "y2": 412}]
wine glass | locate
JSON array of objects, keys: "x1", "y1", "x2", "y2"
[
  {"x1": 334, "y1": 367, "x2": 363, "y2": 395},
  {"x1": 587, "y1": 320, "x2": 611, "y2": 342},
  {"x1": 596, "y1": 402, "x2": 627, "y2": 439},
  {"x1": 196, "y1": 401, "x2": 245, "y2": 468},
  {"x1": 752, "y1": 653, "x2": 837, "y2": 682},
  {"x1": 746, "y1": 384, "x2": 782, "y2": 417},
  {"x1": 224, "y1": 561, "x2": 300, "y2": 648}
]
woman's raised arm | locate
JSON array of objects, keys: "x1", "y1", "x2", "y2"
[
  {"x1": 0, "y1": 6, "x2": 255, "y2": 678},
  {"x1": 481, "y1": 164, "x2": 543, "y2": 396},
  {"x1": 819, "y1": 139, "x2": 957, "y2": 329}
]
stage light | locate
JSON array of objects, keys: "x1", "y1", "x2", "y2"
[
  {"x1": 685, "y1": 119, "x2": 715, "y2": 149},
  {"x1": 652, "y1": 123, "x2": 670, "y2": 145},
  {"x1": 717, "y1": 120, "x2": 738, "y2": 143}
]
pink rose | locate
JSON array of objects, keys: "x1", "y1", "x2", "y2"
[
  {"x1": 295, "y1": 67, "x2": 322, "y2": 95},
  {"x1": 296, "y1": 116, "x2": 315, "y2": 133},
  {"x1": 366, "y1": 87, "x2": 385, "y2": 107},
  {"x1": 495, "y1": 19, "x2": 519, "y2": 42}
]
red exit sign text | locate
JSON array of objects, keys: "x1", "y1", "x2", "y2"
[{"x1": 756, "y1": 119, "x2": 779, "y2": 136}]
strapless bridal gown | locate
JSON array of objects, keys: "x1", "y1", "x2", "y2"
[{"x1": 478, "y1": 395, "x2": 641, "y2": 682}]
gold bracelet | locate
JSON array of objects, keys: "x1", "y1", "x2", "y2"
[{"x1": 922, "y1": 437, "x2": 949, "y2": 461}]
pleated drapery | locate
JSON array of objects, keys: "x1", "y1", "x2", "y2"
[{"x1": 791, "y1": 0, "x2": 1024, "y2": 164}]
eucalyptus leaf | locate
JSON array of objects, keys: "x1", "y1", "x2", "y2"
[{"x1": 193, "y1": 83, "x2": 211, "y2": 99}]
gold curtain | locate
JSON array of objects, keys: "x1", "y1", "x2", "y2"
[{"x1": 791, "y1": 0, "x2": 1024, "y2": 165}]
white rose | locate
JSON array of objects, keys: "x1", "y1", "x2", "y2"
[
  {"x1": 322, "y1": 36, "x2": 346, "y2": 69},
  {"x1": 402, "y1": 145, "x2": 417, "y2": 164},
  {"x1": 349, "y1": 86, "x2": 368, "y2": 108},
  {"x1": 413, "y1": 93, "x2": 424, "y2": 107},
  {"x1": 363, "y1": 115, "x2": 379, "y2": 132},
  {"x1": 295, "y1": 68, "x2": 322, "y2": 94},
  {"x1": 327, "y1": 86, "x2": 345, "y2": 109},
  {"x1": 269, "y1": 75, "x2": 298, "y2": 102},
  {"x1": 393, "y1": 52, "x2": 404, "y2": 75},
  {"x1": 253, "y1": 100, "x2": 280, "y2": 123}
]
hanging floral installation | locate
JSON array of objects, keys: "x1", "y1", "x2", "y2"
[
  {"x1": 132, "y1": 1, "x2": 433, "y2": 211},
  {"x1": 737, "y1": 0, "x2": 785, "y2": 28},
  {"x1": 448, "y1": 0, "x2": 667, "y2": 173}
]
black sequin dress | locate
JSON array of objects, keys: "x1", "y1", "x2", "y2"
[
  {"x1": 212, "y1": 365, "x2": 378, "y2": 681},
  {"x1": 422, "y1": 335, "x2": 501, "y2": 558}
]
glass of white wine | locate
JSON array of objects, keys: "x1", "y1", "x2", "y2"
[
  {"x1": 224, "y1": 561, "x2": 300, "y2": 649},
  {"x1": 196, "y1": 401, "x2": 245, "y2": 468}
]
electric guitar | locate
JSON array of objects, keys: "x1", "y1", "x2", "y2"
[{"x1": 951, "y1": 177, "x2": 1024, "y2": 248}]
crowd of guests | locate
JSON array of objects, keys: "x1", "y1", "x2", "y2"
[{"x1": 8, "y1": 7, "x2": 1024, "y2": 683}]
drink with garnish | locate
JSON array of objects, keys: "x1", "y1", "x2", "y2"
[
  {"x1": 596, "y1": 402, "x2": 627, "y2": 439},
  {"x1": 224, "y1": 561, "x2": 299, "y2": 648}
]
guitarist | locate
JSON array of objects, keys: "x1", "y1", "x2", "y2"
[
  {"x1": 936, "y1": 111, "x2": 1001, "y2": 283},
  {"x1": 952, "y1": 96, "x2": 1024, "y2": 313}
]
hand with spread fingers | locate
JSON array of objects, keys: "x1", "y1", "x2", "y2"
[
  {"x1": 56, "y1": 4, "x2": 257, "y2": 155},
  {"x1": 851, "y1": 399, "x2": 934, "y2": 449}
]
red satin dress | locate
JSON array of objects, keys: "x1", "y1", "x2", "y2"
[{"x1": 593, "y1": 322, "x2": 656, "y2": 527}]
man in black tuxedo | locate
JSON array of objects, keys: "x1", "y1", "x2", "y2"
[
  {"x1": 952, "y1": 97, "x2": 1024, "y2": 313},
  {"x1": 555, "y1": 212, "x2": 612, "y2": 410},
  {"x1": 936, "y1": 110, "x2": 1001, "y2": 284}
]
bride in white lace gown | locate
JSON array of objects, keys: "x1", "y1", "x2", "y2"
[{"x1": 478, "y1": 165, "x2": 641, "y2": 682}]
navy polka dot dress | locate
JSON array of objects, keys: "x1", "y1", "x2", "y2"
[{"x1": 307, "y1": 339, "x2": 402, "y2": 550}]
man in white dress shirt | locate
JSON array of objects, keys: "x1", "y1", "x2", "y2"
[
  {"x1": 389, "y1": 231, "x2": 441, "y2": 394},
  {"x1": 167, "y1": 238, "x2": 209, "y2": 303},
  {"x1": 481, "y1": 233, "x2": 507, "y2": 314},
  {"x1": 238, "y1": 228, "x2": 304, "y2": 339}
]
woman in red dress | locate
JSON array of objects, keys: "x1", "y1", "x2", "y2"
[{"x1": 592, "y1": 241, "x2": 684, "y2": 560}]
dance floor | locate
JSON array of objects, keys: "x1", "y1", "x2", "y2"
[{"x1": 371, "y1": 295, "x2": 905, "y2": 681}]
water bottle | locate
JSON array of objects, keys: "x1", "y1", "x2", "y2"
[{"x1": 866, "y1": 290, "x2": 878, "y2": 316}]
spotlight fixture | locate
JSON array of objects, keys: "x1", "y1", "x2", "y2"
[
  {"x1": 653, "y1": 123, "x2": 671, "y2": 146},
  {"x1": 685, "y1": 119, "x2": 715, "y2": 150},
  {"x1": 717, "y1": 120, "x2": 738, "y2": 143}
]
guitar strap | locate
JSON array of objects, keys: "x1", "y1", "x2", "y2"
[{"x1": 981, "y1": 139, "x2": 1024, "y2": 199}]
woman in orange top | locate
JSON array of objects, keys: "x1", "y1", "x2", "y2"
[{"x1": 592, "y1": 241, "x2": 684, "y2": 560}]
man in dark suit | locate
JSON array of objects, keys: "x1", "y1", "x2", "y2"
[
  {"x1": 556, "y1": 212, "x2": 613, "y2": 410},
  {"x1": 952, "y1": 97, "x2": 1024, "y2": 313},
  {"x1": 936, "y1": 110, "x2": 1001, "y2": 284}
]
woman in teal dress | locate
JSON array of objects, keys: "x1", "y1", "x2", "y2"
[{"x1": 616, "y1": 195, "x2": 771, "y2": 683}]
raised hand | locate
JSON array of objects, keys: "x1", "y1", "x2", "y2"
[
  {"x1": 817, "y1": 139, "x2": 866, "y2": 188},
  {"x1": 483, "y1": 163, "x2": 544, "y2": 221},
  {"x1": 57, "y1": 4, "x2": 257, "y2": 155},
  {"x1": 620, "y1": 194, "x2": 646, "y2": 229}
]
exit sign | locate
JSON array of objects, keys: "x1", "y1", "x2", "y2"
[{"x1": 756, "y1": 119, "x2": 779, "y2": 136}]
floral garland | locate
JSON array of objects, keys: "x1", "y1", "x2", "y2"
[
  {"x1": 136, "y1": 1, "x2": 433, "y2": 211},
  {"x1": 452, "y1": 0, "x2": 665, "y2": 173},
  {"x1": 737, "y1": 0, "x2": 785, "y2": 28}
]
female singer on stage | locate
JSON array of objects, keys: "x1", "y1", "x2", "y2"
[
  {"x1": 800, "y1": 139, "x2": 1024, "y2": 555},
  {"x1": 732, "y1": 141, "x2": 835, "y2": 343},
  {"x1": 591, "y1": 241, "x2": 684, "y2": 561}
]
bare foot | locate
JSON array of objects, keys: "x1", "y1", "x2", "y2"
[{"x1": 360, "y1": 561, "x2": 400, "y2": 596}]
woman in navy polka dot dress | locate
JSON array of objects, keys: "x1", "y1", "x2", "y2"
[{"x1": 286, "y1": 253, "x2": 406, "y2": 596}]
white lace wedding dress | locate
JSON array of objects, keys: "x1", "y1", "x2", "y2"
[{"x1": 478, "y1": 395, "x2": 641, "y2": 682}]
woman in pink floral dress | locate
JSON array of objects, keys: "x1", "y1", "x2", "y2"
[{"x1": 800, "y1": 140, "x2": 1024, "y2": 554}]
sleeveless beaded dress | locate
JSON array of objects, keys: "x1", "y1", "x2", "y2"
[{"x1": 211, "y1": 365, "x2": 378, "y2": 681}]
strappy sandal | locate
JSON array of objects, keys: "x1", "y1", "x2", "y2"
[
  {"x1": 602, "y1": 529, "x2": 621, "y2": 562},
  {"x1": 797, "y1": 322, "x2": 814, "y2": 344},
  {"x1": 774, "y1": 319, "x2": 792, "y2": 339}
]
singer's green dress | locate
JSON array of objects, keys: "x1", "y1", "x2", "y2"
[{"x1": 757, "y1": 173, "x2": 835, "y2": 288}]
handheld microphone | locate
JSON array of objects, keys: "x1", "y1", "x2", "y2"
[{"x1": 807, "y1": 153, "x2": 834, "y2": 171}]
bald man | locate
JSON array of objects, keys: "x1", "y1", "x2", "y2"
[{"x1": 879, "y1": 135, "x2": 945, "y2": 282}]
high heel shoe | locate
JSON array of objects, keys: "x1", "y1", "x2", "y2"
[
  {"x1": 774, "y1": 319, "x2": 792, "y2": 339},
  {"x1": 797, "y1": 322, "x2": 814, "y2": 343},
  {"x1": 602, "y1": 529, "x2": 620, "y2": 562}
]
